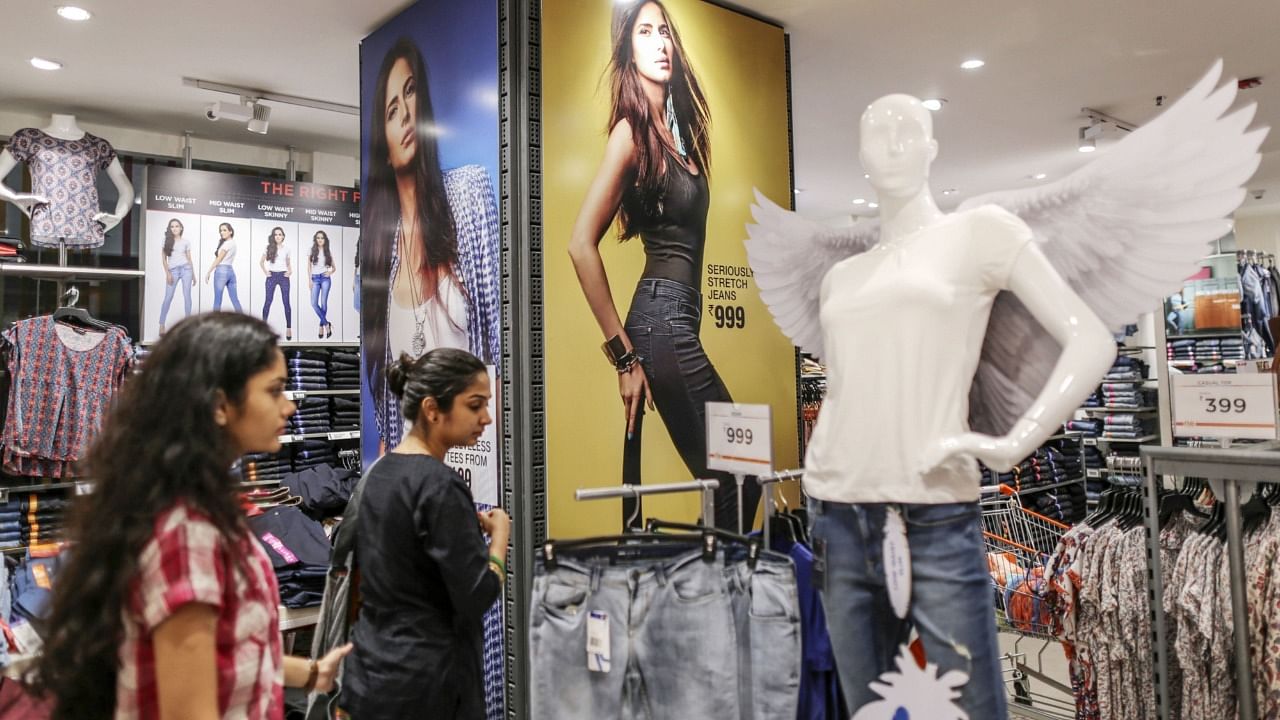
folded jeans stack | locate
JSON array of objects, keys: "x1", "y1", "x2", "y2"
[
  {"x1": 329, "y1": 350, "x2": 360, "y2": 390},
  {"x1": 281, "y1": 464, "x2": 359, "y2": 520},
  {"x1": 247, "y1": 504, "x2": 332, "y2": 608},
  {"x1": 331, "y1": 396, "x2": 360, "y2": 430}
]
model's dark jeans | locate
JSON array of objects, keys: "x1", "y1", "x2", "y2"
[
  {"x1": 624, "y1": 277, "x2": 758, "y2": 531},
  {"x1": 263, "y1": 271, "x2": 292, "y2": 328}
]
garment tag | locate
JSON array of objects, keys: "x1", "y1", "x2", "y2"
[
  {"x1": 11, "y1": 621, "x2": 41, "y2": 655},
  {"x1": 261, "y1": 532, "x2": 299, "y2": 564},
  {"x1": 883, "y1": 507, "x2": 911, "y2": 619},
  {"x1": 32, "y1": 563, "x2": 52, "y2": 590},
  {"x1": 586, "y1": 610, "x2": 611, "y2": 673}
]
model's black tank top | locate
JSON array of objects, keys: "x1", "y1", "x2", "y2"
[{"x1": 633, "y1": 159, "x2": 709, "y2": 289}]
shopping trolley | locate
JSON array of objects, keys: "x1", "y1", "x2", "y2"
[{"x1": 981, "y1": 489, "x2": 1077, "y2": 719}]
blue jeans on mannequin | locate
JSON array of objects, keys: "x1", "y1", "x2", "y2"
[
  {"x1": 311, "y1": 273, "x2": 332, "y2": 328},
  {"x1": 212, "y1": 265, "x2": 243, "y2": 312},
  {"x1": 623, "y1": 277, "x2": 759, "y2": 531},
  {"x1": 159, "y1": 264, "x2": 193, "y2": 329},
  {"x1": 808, "y1": 500, "x2": 1007, "y2": 719},
  {"x1": 263, "y1": 271, "x2": 292, "y2": 332}
]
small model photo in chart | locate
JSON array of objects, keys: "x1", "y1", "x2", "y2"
[
  {"x1": 340, "y1": 227, "x2": 361, "y2": 343},
  {"x1": 197, "y1": 216, "x2": 252, "y2": 317},
  {"x1": 297, "y1": 223, "x2": 343, "y2": 341},
  {"x1": 250, "y1": 220, "x2": 301, "y2": 341},
  {"x1": 143, "y1": 210, "x2": 203, "y2": 342}
]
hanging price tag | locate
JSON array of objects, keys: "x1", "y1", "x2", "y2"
[
  {"x1": 1172, "y1": 374, "x2": 1279, "y2": 440},
  {"x1": 586, "y1": 611, "x2": 611, "y2": 673},
  {"x1": 883, "y1": 507, "x2": 911, "y2": 619},
  {"x1": 75, "y1": 481, "x2": 94, "y2": 496},
  {"x1": 705, "y1": 402, "x2": 773, "y2": 475}
]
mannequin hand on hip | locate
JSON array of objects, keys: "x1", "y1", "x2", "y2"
[
  {"x1": 9, "y1": 193, "x2": 48, "y2": 218},
  {"x1": 923, "y1": 432, "x2": 1022, "y2": 474},
  {"x1": 92, "y1": 211, "x2": 125, "y2": 232}
]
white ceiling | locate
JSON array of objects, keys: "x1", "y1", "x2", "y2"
[{"x1": 3, "y1": 0, "x2": 1279, "y2": 221}]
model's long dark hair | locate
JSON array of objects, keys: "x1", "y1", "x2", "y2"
[
  {"x1": 162, "y1": 218, "x2": 184, "y2": 257},
  {"x1": 608, "y1": 0, "x2": 711, "y2": 238},
  {"x1": 310, "y1": 230, "x2": 334, "y2": 268},
  {"x1": 265, "y1": 226, "x2": 285, "y2": 264},
  {"x1": 214, "y1": 222, "x2": 234, "y2": 256},
  {"x1": 363, "y1": 37, "x2": 459, "y2": 399},
  {"x1": 31, "y1": 313, "x2": 280, "y2": 719}
]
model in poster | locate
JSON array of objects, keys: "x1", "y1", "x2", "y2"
[
  {"x1": 567, "y1": 0, "x2": 752, "y2": 529},
  {"x1": 205, "y1": 222, "x2": 243, "y2": 313},
  {"x1": 260, "y1": 226, "x2": 293, "y2": 340},
  {"x1": 308, "y1": 230, "x2": 337, "y2": 338},
  {"x1": 158, "y1": 218, "x2": 195, "y2": 334},
  {"x1": 363, "y1": 37, "x2": 501, "y2": 448}
]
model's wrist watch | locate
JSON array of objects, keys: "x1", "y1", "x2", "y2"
[{"x1": 602, "y1": 335, "x2": 640, "y2": 373}]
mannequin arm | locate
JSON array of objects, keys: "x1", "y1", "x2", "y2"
[
  {"x1": 0, "y1": 149, "x2": 50, "y2": 218},
  {"x1": 928, "y1": 243, "x2": 1116, "y2": 472},
  {"x1": 92, "y1": 158, "x2": 135, "y2": 232}
]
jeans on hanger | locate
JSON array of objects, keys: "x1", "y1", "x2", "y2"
[
  {"x1": 623, "y1": 278, "x2": 757, "y2": 531},
  {"x1": 212, "y1": 265, "x2": 243, "y2": 312},
  {"x1": 808, "y1": 500, "x2": 1006, "y2": 719},
  {"x1": 159, "y1": 264, "x2": 193, "y2": 327},
  {"x1": 311, "y1": 274, "x2": 332, "y2": 326},
  {"x1": 263, "y1": 271, "x2": 292, "y2": 328}
]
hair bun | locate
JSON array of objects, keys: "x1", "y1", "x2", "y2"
[{"x1": 387, "y1": 353, "x2": 416, "y2": 397}]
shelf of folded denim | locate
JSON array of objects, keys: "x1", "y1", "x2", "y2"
[
  {"x1": 247, "y1": 504, "x2": 331, "y2": 608},
  {"x1": 1092, "y1": 434, "x2": 1158, "y2": 444},
  {"x1": 1078, "y1": 406, "x2": 1158, "y2": 413},
  {"x1": 1025, "y1": 483, "x2": 1087, "y2": 524},
  {"x1": 1000, "y1": 477, "x2": 1087, "y2": 497},
  {"x1": 1167, "y1": 331, "x2": 1248, "y2": 340}
]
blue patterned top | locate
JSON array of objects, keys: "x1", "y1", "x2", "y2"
[{"x1": 6, "y1": 128, "x2": 117, "y2": 248}]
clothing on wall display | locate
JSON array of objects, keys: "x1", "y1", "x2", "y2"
[{"x1": 4, "y1": 128, "x2": 117, "y2": 248}]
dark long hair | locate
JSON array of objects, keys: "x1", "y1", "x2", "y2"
[
  {"x1": 608, "y1": 0, "x2": 711, "y2": 238},
  {"x1": 310, "y1": 230, "x2": 334, "y2": 268},
  {"x1": 162, "y1": 218, "x2": 184, "y2": 257},
  {"x1": 214, "y1": 222, "x2": 234, "y2": 256},
  {"x1": 264, "y1": 226, "x2": 285, "y2": 264},
  {"x1": 363, "y1": 37, "x2": 459, "y2": 399},
  {"x1": 32, "y1": 313, "x2": 281, "y2": 719}
]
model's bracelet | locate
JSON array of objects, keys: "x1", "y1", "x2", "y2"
[
  {"x1": 615, "y1": 352, "x2": 640, "y2": 374},
  {"x1": 303, "y1": 659, "x2": 319, "y2": 692},
  {"x1": 489, "y1": 554, "x2": 507, "y2": 574}
]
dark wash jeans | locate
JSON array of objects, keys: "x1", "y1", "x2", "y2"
[
  {"x1": 624, "y1": 277, "x2": 759, "y2": 531},
  {"x1": 809, "y1": 499, "x2": 1007, "y2": 718}
]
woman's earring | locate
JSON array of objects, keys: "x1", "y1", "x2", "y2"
[{"x1": 665, "y1": 93, "x2": 687, "y2": 158}]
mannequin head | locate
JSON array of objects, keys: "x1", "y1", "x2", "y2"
[{"x1": 858, "y1": 94, "x2": 937, "y2": 199}]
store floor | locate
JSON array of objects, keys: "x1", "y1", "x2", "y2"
[{"x1": 998, "y1": 633, "x2": 1076, "y2": 718}]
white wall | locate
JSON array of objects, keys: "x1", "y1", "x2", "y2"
[{"x1": 1234, "y1": 209, "x2": 1280, "y2": 257}]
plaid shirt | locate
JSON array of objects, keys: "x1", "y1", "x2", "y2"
[
  {"x1": 1, "y1": 317, "x2": 133, "y2": 477},
  {"x1": 116, "y1": 503, "x2": 283, "y2": 720}
]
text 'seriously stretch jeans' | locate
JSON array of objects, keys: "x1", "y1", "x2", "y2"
[
  {"x1": 624, "y1": 278, "x2": 758, "y2": 531},
  {"x1": 311, "y1": 273, "x2": 332, "y2": 326},
  {"x1": 212, "y1": 264, "x2": 243, "y2": 312},
  {"x1": 159, "y1": 264, "x2": 193, "y2": 327},
  {"x1": 809, "y1": 500, "x2": 1007, "y2": 719},
  {"x1": 530, "y1": 545, "x2": 800, "y2": 719},
  {"x1": 263, "y1": 271, "x2": 292, "y2": 328}
]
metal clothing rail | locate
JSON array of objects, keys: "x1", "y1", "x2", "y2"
[
  {"x1": 756, "y1": 469, "x2": 804, "y2": 547},
  {"x1": 1140, "y1": 444, "x2": 1280, "y2": 720},
  {"x1": 575, "y1": 479, "x2": 721, "y2": 530}
]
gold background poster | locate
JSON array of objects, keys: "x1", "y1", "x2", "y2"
[{"x1": 542, "y1": 0, "x2": 797, "y2": 537}]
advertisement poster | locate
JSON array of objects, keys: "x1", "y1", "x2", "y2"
[
  {"x1": 543, "y1": 0, "x2": 798, "y2": 537},
  {"x1": 142, "y1": 166, "x2": 360, "y2": 344}
]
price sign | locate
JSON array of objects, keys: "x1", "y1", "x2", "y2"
[
  {"x1": 283, "y1": 390, "x2": 305, "y2": 400},
  {"x1": 1172, "y1": 374, "x2": 1279, "y2": 440},
  {"x1": 705, "y1": 402, "x2": 772, "y2": 475},
  {"x1": 277, "y1": 434, "x2": 302, "y2": 444},
  {"x1": 75, "y1": 481, "x2": 94, "y2": 496}
]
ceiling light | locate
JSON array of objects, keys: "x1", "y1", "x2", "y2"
[
  {"x1": 1078, "y1": 126, "x2": 1096, "y2": 152},
  {"x1": 30, "y1": 57, "x2": 63, "y2": 71},
  {"x1": 852, "y1": 198, "x2": 866, "y2": 205},
  {"x1": 1030, "y1": 173, "x2": 1048, "y2": 180},
  {"x1": 864, "y1": 173, "x2": 870, "y2": 179},
  {"x1": 921, "y1": 99, "x2": 946, "y2": 111},
  {"x1": 247, "y1": 103, "x2": 271, "y2": 134},
  {"x1": 868, "y1": 203, "x2": 879, "y2": 209},
  {"x1": 961, "y1": 59, "x2": 985, "y2": 70},
  {"x1": 56, "y1": 6, "x2": 92, "y2": 21},
  {"x1": 942, "y1": 188, "x2": 958, "y2": 196}
]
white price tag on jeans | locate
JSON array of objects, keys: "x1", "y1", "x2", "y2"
[
  {"x1": 586, "y1": 610, "x2": 611, "y2": 673},
  {"x1": 883, "y1": 507, "x2": 911, "y2": 620},
  {"x1": 705, "y1": 402, "x2": 773, "y2": 475}
]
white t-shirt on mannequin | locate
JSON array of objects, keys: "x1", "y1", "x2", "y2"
[{"x1": 803, "y1": 205, "x2": 1033, "y2": 504}]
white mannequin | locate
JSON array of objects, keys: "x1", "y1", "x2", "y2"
[
  {"x1": 847, "y1": 94, "x2": 1114, "y2": 477},
  {"x1": 0, "y1": 114, "x2": 134, "y2": 232}
]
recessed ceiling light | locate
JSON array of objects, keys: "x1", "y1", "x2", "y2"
[
  {"x1": 56, "y1": 5, "x2": 92, "y2": 21},
  {"x1": 1029, "y1": 173, "x2": 1048, "y2": 180},
  {"x1": 921, "y1": 99, "x2": 946, "y2": 111},
  {"x1": 868, "y1": 203, "x2": 879, "y2": 209},
  {"x1": 852, "y1": 198, "x2": 866, "y2": 205},
  {"x1": 942, "y1": 189, "x2": 957, "y2": 195},
  {"x1": 30, "y1": 57, "x2": 63, "y2": 71},
  {"x1": 961, "y1": 59, "x2": 985, "y2": 70},
  {"x1": 864, "y1": 173, "x2": 870, "y2": 179}
]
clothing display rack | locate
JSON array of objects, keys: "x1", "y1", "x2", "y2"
[
  {"x1": 1141, "y1": 442, "x2": 1280, "y2": 720},
  {"x1": 574, "y1": 478, "x2": 720, "y2": 530},
  {"x1": 756, "y1": 469, "x2": 803, "y2": 547}
]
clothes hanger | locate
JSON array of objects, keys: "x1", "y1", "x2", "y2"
[
  {"x1": 51, "y1": 286, "x2": 113, "y2": 332},
  {"x1": 541, "y1": 531, "x2": 720, "y2": 570}
]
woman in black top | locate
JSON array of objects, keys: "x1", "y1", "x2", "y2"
[
  {"x1": 339, "y1": 348, "x2": 510, "y2": 718},
  {"x1": 567, "y1": 0, "x2": 755, "y2": 529}
]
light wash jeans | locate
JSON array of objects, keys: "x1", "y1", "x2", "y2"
[
  {"x1": 311, "y1": 273, "x2": 332, "y2": 326},
  {"x1": 530, "y1": 545, "x2": 800, "y2": 719},
  {"x1": 212, "y1": 264, "x2": 242, "y2": 312},
  {"x1": 159, "y1": 263, "x2": 193, "y2": 326},
  {"x1": 809, "y1": 500, "x2": 1007, "y2": 719}
]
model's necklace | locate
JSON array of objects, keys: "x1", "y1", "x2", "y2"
[{"x1": 398, "y1": 218, "x2": 430, "y2": 357}]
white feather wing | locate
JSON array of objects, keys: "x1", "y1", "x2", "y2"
[
  {"x1": 744, "y1": 189, "x2": 880, "y2": 358},
  {"x1": 958, "y1": 60, "x2": 1268, "y2": 435}
]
